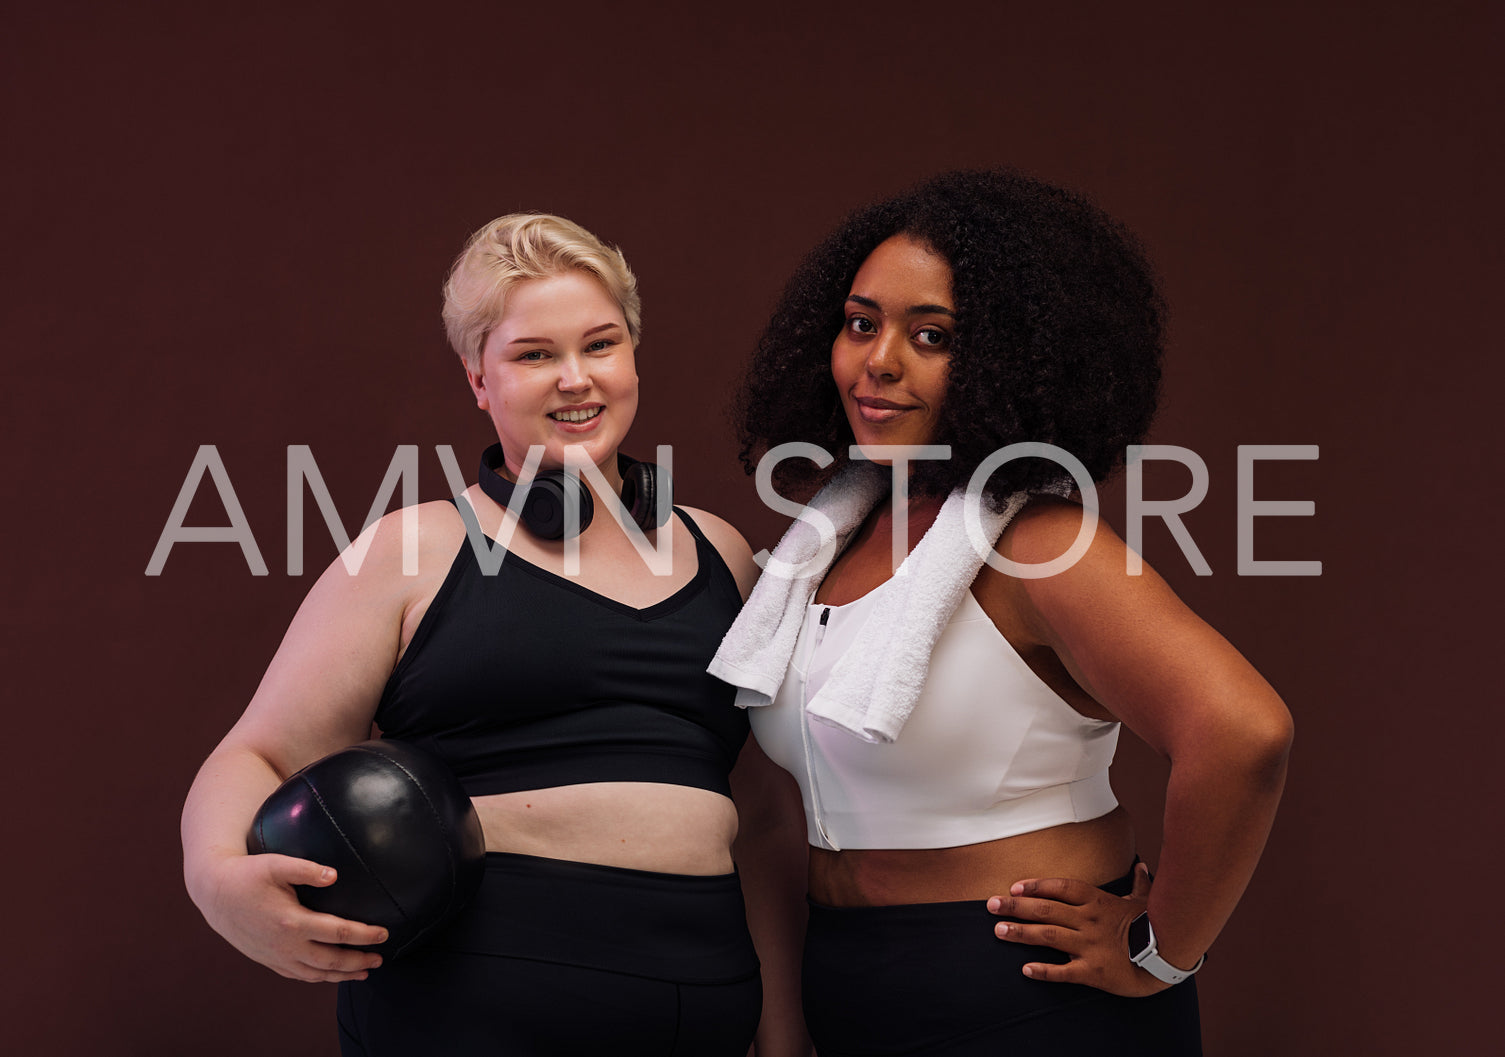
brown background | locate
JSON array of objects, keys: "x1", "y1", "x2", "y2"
[{"x1": 5, "y1": 1, "x2": 1502, "y2": 1053}]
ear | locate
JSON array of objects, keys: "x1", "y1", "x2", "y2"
[{"x1": 465, "y1": 363, "x2": 490, "y2": 410}]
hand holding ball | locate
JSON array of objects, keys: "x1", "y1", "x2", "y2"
[{"x1": 247, "y1": 740, "x2": 485, "y2": 960}]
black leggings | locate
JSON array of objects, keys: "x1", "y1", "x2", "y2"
[
  {"x1": 802, "y1": 869, "x2": 1202, "y2": 1057},
  {"x1": 337, "y1": 852, "x2": 762, "y2": 1056}
]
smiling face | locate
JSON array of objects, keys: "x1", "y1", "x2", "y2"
[
  {"x1": 466, "y1": 269, "x2": 638, "y2": 484},
  {"x1": 832, "y1": 235, "x2": 955, "y2": 460}
]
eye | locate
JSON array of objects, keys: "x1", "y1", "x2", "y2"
[
  {"x1": 585, "y1": 338, "x2": 616, "y2": 353},
  {"x1": 914, "y1": 327, "x2": 950, "y2": 350},
  {"x1": 517, "y1": 349, "x2": 548, "y2": 362},
  {"x1": 846, "y1": 315, "x2": 877, "y2": 336}
]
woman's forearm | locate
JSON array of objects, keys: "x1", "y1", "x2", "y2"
[
  {"x1": 181, "y1": 742, "x2": 285, "y2": 903},
  {"x1": 731, "y1": 741, "x2": 815, "y2": 1056},
  {"x1": 1144, "y1": 716, "x2": 1293, "y2": 970}
]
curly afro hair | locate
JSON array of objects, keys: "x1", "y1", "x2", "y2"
[{"x1": 736, "y1": 169, "x2": 1164, "y2": 507}]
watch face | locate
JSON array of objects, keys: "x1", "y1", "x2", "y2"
[{"x1": 1128, "y1": 912, "x2": 1152, "y2": 957}]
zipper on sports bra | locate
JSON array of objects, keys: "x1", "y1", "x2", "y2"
[{"x1": 801, "y1": 607, "x2": 840, "y2": 851}]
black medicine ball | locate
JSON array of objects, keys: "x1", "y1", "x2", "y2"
[{"x1": 247, "y1": 739, "x2": 485, "y2": 959}]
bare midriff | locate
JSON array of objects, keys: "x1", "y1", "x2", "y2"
[
  {"x1": 808, "y1": 807, "x2": 1136, "y2": 906},
  {"x1": 472, "y1": 782, "x2": 739, "y2": 876}
]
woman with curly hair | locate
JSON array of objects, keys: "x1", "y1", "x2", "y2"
[{"x1": 712, "y1": 170, "x2": 1292, "y2": 1056}]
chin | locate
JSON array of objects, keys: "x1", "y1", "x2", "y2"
[{"x1": 556, "y1": 434, "x2": 623, "y2": 470}]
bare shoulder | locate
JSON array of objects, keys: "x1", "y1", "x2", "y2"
[
  {"x1": 367, "y1": 496, "x2": 468, "y2": 555},
  {"x1": 296, "y1": 498, "x2": 467, "y2": 613},
  {"x1": 971, "y1": 497, "x2": 1117, "y2": 636},
  {"x1": 997, "y1": 495, "x2": 1118, "y2": 568},
  {"x1": 677, "y1": 505, "x2": 760, "y2": 600},
  {"x1": 997, "y1": 495, "x2": 1164, "y2": 614}
]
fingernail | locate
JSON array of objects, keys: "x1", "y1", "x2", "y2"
[
  {"x1": 375, "y1": 930, "x2": 389, "y2": 943},
  {"x1": 320, "y1": 867, "x2": 335, "y2": 883},
  {"x1": 1010, "y1": 882, "x2": 1025, "y2": 896},
  {"x1": 986, "y1": 897, "x2": 1001, "y2": 912},
  {"x1": 1022, "y1": 966, "x2": 1035, "y2": 978},
  {"x1": 995, "y1": 923, "x2": 1009, "y2": 937}
]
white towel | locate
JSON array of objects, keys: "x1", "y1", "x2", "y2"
[{"x1": 707, "y1": 465, "x2": 1032, "y2": 743}]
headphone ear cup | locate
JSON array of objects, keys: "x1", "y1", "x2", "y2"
[
  {"x1": 619, "y1": 458, "x2": 670, "y2": 531},
  {"x1": 520, "y1": 472, "x2": 594, "y2": 540},
  {"x1": 619, "y1": 460, "x2": 653, "y2": 530}
]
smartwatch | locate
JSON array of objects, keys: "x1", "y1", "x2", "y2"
[{"x1": 1127, "y1": 913, "x2": 1205, "y2": 985}]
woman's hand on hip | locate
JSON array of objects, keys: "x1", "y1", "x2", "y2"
[{"x1": 986, "y1": 862, "x2": 1171, "y2": 998}]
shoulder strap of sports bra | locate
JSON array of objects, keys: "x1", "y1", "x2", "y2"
[
  {"x1": 672, "y1": 507, "x2": 742, "y2": 598},
  {"x1": 673, "y1": 505, "x2": 709, "y2": 543}
]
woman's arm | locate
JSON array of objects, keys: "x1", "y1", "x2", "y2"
[
  {"x1": 181, "y1": 503, "x2": 452, "y2": 981},
  {"x1": 731, "y1": 738, "x2": 816, "y2": 1057},
  {"x1": 985, "y1": 499, "x2": 1293, "y2": 995},
  {"x1": 682, "y1": 506, "x2": 814, "y2": 1055}
]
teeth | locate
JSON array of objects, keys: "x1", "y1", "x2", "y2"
[{"x1": 550, "y1": 407, "x2": 602, "y2": 423}]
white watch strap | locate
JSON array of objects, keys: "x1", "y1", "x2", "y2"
[{"x1": 1129, "y1": 914, "x2": 1205, "y2": 985}]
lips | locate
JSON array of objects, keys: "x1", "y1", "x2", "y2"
[{"x1": 852, "y1": 394, "x2": 919, "y2": 423}]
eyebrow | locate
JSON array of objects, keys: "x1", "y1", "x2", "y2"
[
  {"x1": 846, "y1": 294, "x2": 955, "y2": 318},
  {"x1": 507, "y1": 321, "x2": 623, "y2": 345}
]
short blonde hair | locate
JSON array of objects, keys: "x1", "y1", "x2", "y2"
[{"x1": 442, "y1": 213, "x2": 641, "y2": 371}]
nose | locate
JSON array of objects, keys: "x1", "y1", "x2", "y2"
[
  {"x1": 865, "y1": 329, "x2": 905, "y2": 380},
  {"x1": 556, "y1": 353, "x2": 589, "y2": 392}
]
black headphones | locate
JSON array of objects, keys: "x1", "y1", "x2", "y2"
[{"x1": 475, "y1": 443, "x2": 671, "y2": 541}]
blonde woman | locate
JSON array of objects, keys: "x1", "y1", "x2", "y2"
[{"x1": 183, "y1": 214, "x2": 787, "y2": 1055}]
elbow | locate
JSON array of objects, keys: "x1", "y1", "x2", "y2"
[
  {"x1": 1224, "y1": 700, "x2": 1295, "y2": 787},
  {"x1": 1255, "y1": 696, "x2": 1295, "y2": 763},
  {"x1": 1252, "y1": 715, "x2": 1293, "y2": 789},
  {"x1": 1172, "y1": 697, "x2": 1294, "y2": 788}
]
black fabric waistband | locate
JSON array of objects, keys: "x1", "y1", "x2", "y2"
[{"x1": 434, "y1": 852, "x2": 759, "y2": 985}]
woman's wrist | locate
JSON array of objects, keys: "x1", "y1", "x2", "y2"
[
  {"x1": 183, "y1": 842, "x2": 245, "y2": 901},
  {"x1": 1126, "y1": 913, "x2": 1205, "y2": 984}
]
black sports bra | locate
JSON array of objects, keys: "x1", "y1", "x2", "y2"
[{"x1": 374, "y1": 502, "x2": 749, "y2": 798}]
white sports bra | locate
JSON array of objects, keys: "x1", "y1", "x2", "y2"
[{"x1": 749, "y1": 580, "x2": 1121, "y2": 851}]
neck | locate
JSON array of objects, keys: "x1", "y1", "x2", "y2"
[{"x1": 491, "y1": 449, "x2": 623, "y2": 496}]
